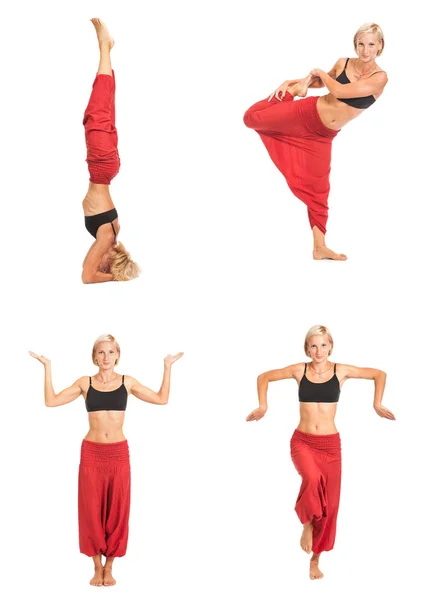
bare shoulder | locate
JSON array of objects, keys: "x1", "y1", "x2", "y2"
[
  {"x1": 329, "y1": 57, "x2": 347, "y2": 79},
  {"x1": 76, "y1": 376, "x2": 90, "y2": 393}
]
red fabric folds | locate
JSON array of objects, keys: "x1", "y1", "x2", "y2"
[
  {"x1": 290, "y1": 429, "x2": 341, "y2": 554},
  {"x1": 83, "y1": 71, "x2": 120, "y2": 185},
  {"x1": 243, "y1": 94, "x2": 339, "y2": 234},
  {"x1": 78, "y1": 439, "x2": 130, "y2": 558}
]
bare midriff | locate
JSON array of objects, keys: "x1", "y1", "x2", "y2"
[
  {"x1": 84, "y1": 411, "x2": 126, "y2": 443},
  {"x1": 296, "y1": 402, "x2": 338, "y2": 435},
  {"x1": 316, "y1": 94, "x2": 363, "y2": 131},
  {"x1": 83, "y1": 182, "x2": 115, "y2": 216}
]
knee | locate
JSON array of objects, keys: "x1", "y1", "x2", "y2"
[{"x1": 243, "y1": 109, "x2": 254, "y2": 128}]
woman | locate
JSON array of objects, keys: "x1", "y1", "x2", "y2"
[
  {"x1": 243, "y1": 23, "x2": 388, "y2": 260},
  {"x1": 30, "y1": 335, "x2": 183, "y2": 586},
  {"x1": 246, "y1": 325, "x2": 395, "y2": 580},
  {"x1": 82, "y1": 18, "x2": 140, "y2": 283}
]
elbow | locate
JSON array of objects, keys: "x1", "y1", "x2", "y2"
[
  {"x1": 81, "y1": 270, "x2": 94, "y2": 285},
  {"x1": 257, "y1": 373, "x2": 268, "y2": 385},
  {"x1": 45, "y1": 398, "x2": 54, "y2": 407},
  {"x1": 159, "y1": 396, "x2": 168, "y2": 405}
]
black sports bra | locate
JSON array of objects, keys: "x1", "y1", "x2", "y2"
[
  {"x1": 85, "y1": 208, "x2": 118, "y2": 239},
  {"x1": 335, "y1": 58, "x2": 383, "y2": 109},
  {"x1": 85, "y1": 375, "x2": 128, "y2": 412},
  {"x1": 298, "y1": 363, "x2": 340, "y2": 403}
]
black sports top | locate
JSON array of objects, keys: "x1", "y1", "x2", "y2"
[
  {"x1": 298, "y1": 363, "x2": 340, "y2": 403},
  {"x1": 85, "y1": 375, "x2": 128, "y2": 412},
  {"x1": 335, "y1": 58, "x2": 382, "y2": 109},
  {"x1": 85, "y1": 208, "x2": 118, "y2": 239}
]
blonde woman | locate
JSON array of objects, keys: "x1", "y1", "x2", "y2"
[
  {"x1": 243, "y1": 23, "x2": 387, "y2": 260},
  {"x1": 82, "y1": 18, "x2": 140, "y2": 283},
  {"x1": 246, "y1": 325, "x2": 395, "y2": 580},
  {"x1": 30, "y1": 335, "x2": 183, "y2": 586}
]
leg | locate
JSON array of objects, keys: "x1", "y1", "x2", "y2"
[
  {"x1": 78, "y1": 463, "x2": 107, "y2": 558},
  {"x1": 90, "y1": 553, "x2": 104, "y2": 587},
  {"x1": 104, "y1": 462, "x2": 131, "y2": 561},
  {"x1": 103, "y1": 557, "x2": 116, "y2": 587},
  {"x1": 312, "y1": 226, "x2": 347, "y2": 261},
  {"x1": 91, "y1": 18, "x2": 114, "y2": 75},
  {"x1": 243, "y1": 93, "x2": 295, "y2": 132},
  {"x1": 310, "y1": 552, "x2": 324, "y2": 580}
]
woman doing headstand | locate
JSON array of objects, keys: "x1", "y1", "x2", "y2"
[
  {"x1": 30, "y1": 335, "x2": 183, "y2": 586},
  {"x1": 243, "y1": 23, "x2": 388, "y2": 260},
  {"x1": 246, "y1": 325, "x2": 395, "y2": 579},
  {"x1": 82, "y1": 19, "x2": 140, "y2": 283}
]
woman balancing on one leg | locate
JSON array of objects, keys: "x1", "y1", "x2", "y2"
[
  {"x1": 243, "y1": 23, "x2": 388, "y2": 260},
  {"x1": 30, "y1": 335, "x2": 183, "y2": 586},
  {"x1": 82, "y1": 18, "x2": 140, "y2": 283},
  {"x1": 246, "y1": 325, "x2": 395, "y2": 580}
]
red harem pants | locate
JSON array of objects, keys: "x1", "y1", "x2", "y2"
[
  {"x1": 78, "y1": 440, "x2": 131, "y2": 558},
  {"x1": 290, "y1": 429, "x2": 341, "y2": 553},
  {"x1": 83, "y1": 71, "x2": 121, "y2": 185},
  {"x1": 243, "y1": 94, "x2": 339, "y2": 234}
]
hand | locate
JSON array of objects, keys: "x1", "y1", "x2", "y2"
[
  {"x1": 374, "y1": 404, "x2": 396, "y2": 420},
  {"x1": 268, "y1": 80, "x2": 292, "y2": 102},
  {"x1": 29, "y1": 351, "x2": 51, "y2": 367},
  {"x1": 164, "y1": 352, "x2": 184, "y2": 366},
  {"x1": 310, "y1": 68, "x2": 323, "y2": 78},
  {"x1": 246, "y1": 407, "x2": 267, "y2": 422}
]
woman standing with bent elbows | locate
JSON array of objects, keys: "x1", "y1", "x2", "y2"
[
  {"x1": 30, "y1": 334, "x2": 183, "y2": 587},
  {"x1": 246, "y1": 325, "x2": 395, "y2": 580}
]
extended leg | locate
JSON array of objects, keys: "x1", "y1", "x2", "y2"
[{"x1": 91, "y1": 18, "x2": 114, "y2": 75}]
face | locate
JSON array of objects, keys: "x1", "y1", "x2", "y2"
[
  {"x1": 307, "y1": 335, "x2": 332, "y2": 363},
  {"x1": 94, "y1": 342, "x2": 119, "y2": 370},
  {"x1": 356, "y1": 33, "x2": 382, "y2": 62}
]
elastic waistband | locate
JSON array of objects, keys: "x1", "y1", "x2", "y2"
[
  {"x1": 80, "y1": 439, "x2": 129, "y2": 465},
  {"x1": 297, "y1": 96, "x2": 340, "y2": 139},
  {"x1": 291, "y1": 429, "x2": 341, "y2": 451}
]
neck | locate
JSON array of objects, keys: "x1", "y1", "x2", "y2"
[
  {"x1": 357, "y1": 58, "x2": 377, "y2": 71},
  {"x1": 96, "y1": 369, "x2": 116, "y2": 383},
  {"x1": 311, "y1": 360, "x2": 330, "y2": 373}
]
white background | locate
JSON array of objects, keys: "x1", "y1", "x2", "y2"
[{"x1": 1, "y1": 0, "x2": 423, "y2": 598}]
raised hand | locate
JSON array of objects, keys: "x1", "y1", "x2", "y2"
[
  {"x1": 164, "y1": 352, "x2": 184, "y2": 366},
  {"x1": 29, "y1": 351, "x2": 51, "y2": 367},
  {"x1": 374, "y1": 404, "x2": 396, "y2": 420},
  {"x1": 246, "y1": 407, "x2": 267, "y2": 422}
]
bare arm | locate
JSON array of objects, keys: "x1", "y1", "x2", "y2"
[
  {"x1": 246, "y1": 363, "x2": 302, "y2": 421},
  {"x1": 311, "y1": 68, "x2": 388, "y2": 99},
  {"x1": 29, "y1": 352, "x2": 84, "y2": 407},
  {"x1": 338, "y1": 364, "x2": 395, "y2": 420},
  {"x1": 82, "y1": 232, "x2": 115, "y2": 284},
  {"x1": 127, "y1": 352, "x2": 184, "y2": 405}
]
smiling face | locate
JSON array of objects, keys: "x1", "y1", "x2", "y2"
[
  {"x1": 93, "y1": 341, "x2": 119, "y2": 371},
  {"x1": 355, "y1": 32, "x2": 383, "y2": 62},
  {"x1": 307, "y1": 334, "x2": 332, "y2": 364}
]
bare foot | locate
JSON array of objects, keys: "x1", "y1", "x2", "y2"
[
  {"x1": 288, "y1": 78, "x2": 309, "y2": 98},
  {"x1": 91, "y1": 18, "x2": 114, "y2": 50},
  {"x1": 103, "y1": 567, "x2": 116, "y2": 587},
  {"x1": 310, "y1": 558, "x2": 324, "y2": 580},
  {"x1": 300, "y1": 523, "x2": 313, "y2": 554},
  {"x1": 90, "y1": 566, "x2": 104, "y2": 586},
  {"x1": 313, "y1": 246, "x2": 347, "y2": 261}
]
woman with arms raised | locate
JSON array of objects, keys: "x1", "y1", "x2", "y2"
[
  {"x1": 246, "y1": 324, "x2": 395, "y2": 579},
  {"x1": 30, "y1": 335, "x2": 183, "y2": 586}
]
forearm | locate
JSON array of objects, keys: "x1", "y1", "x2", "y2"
[
  {"x1": 257, "y1": 374, "x2": 269, "y2": 410},
  {"x1": 157, "y1": 364, "x2": 172, "y2": 404},
  {"x1": 373, "y1": 371, "x2": 387, "y2": 406},
  {"x1": 82, "y1": 271, "x2": 114, "y2": 284},
  {"x1": 318, "y1": 71, "x2": 342, "y2": 96},
  {"x1": 44, "y1": 365, "x2": 57, "y2": 406}
]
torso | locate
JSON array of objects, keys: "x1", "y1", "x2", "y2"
[
  {"x1": 81, "y1": 374, "x2": 127, "y2": 443},
  {"x1": 83, "y1": 183, "x2": 116, "y2": 216},
  {"x1": 317, "y1": 58, "x2": 385, "y2": 131},
  {"x1": 295, "y1": 362, "x2": 342, "y2": 435}
]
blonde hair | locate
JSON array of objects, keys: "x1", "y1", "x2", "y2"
[
  {"x1": 92, "y1": 334, "x2": 121, "y2": 366},
  {"x1": 304, "y1": 325, "x2": 334, "y2": 357},
  {"x1": 354, "y1": 23, "x2": 385, "y2": 56},
  {"x1": 110, "y1": 242, "x2": 141, "y2": 281}
]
